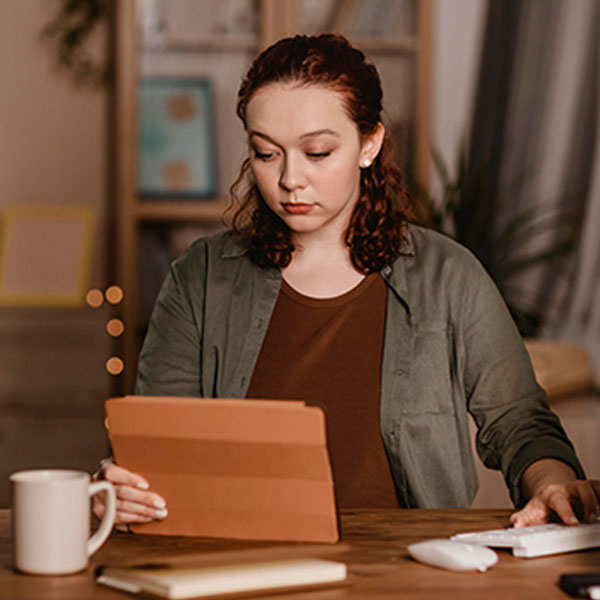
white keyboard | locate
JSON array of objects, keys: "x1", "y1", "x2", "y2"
[{"x1": 451, "y1": 520, "x2": 600, "y2": 558}]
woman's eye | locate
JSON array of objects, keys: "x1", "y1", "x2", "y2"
[
  {"x1": 253, "y1": 150, "x2": 276, "y2": 161},
  {"x1": 306, "y1": 151, "x2": 331, "y2": 160}
]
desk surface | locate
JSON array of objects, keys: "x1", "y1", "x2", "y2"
[{"x1": 1, "y1": 509, "x2": 597, "y2": 599}]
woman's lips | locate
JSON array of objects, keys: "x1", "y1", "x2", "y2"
[{"x1": 282, "y1": 203, "x2": 314, "y2": 214}]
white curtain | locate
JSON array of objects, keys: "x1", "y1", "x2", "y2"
[
  {"x1": 559, "y1": 58, "x2": 600, "y2": 378},
  {"x1": 431, "y1": 0, "x2": 487, "y2": 189},
  {"x1": 437, "y1": 0, "x2": 600, "y2": 372},
  {"x1": 431, "y1": 0, "x2": 600, "y2": 503},
  {"x1": 534, "y1": 2, "x2": 600, "y2": 374}
]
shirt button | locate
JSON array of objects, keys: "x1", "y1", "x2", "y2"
[{"x1": 382, "y1": 266, "x2": 392, "y2": 276}]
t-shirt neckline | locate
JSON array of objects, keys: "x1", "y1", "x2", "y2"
[{"x1": 281, "y1": 273, "x2": 380, "y2": 308}]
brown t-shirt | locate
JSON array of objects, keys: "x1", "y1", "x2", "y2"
[{"x1": 246, "y1": 273, "x2": 399, "y2": 508}]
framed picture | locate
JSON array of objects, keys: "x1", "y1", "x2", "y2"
[
  {"x1": 138, "y1": 78, "x2": 218, "y2": 198},
  {"x1": 0, "y1": 205, "x2": 95, "y2": 307}
]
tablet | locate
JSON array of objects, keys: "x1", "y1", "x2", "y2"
[{"x1": 104, "y1": 396, "x2": 339, "y2": 543}]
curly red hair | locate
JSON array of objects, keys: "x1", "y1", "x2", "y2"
[{"x1": 226, "y1": 33, "x2": 413, "y2": 273}]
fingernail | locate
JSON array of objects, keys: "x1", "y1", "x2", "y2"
[
  {"x1": 155, "y1": 508, "x2": 168, "y2": 519},
  {"x1": 569, "y1": 516, "x2": 579, "y2": 525},
  {"x1": 136, "y1": 481, "x2": 149, "y2": 490},
  {"x1": 153, "y1": 499, "x2": 166, "y2": 509}
]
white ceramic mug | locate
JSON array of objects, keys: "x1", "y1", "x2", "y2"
[{"x1": 10, "y1": 469, "x2": 116, "y2": 575}]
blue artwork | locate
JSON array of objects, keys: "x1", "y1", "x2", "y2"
[{"x1": 138, "y1": 78, "x2": 218, "y2": 198}]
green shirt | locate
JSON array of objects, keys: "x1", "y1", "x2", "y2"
[{"x1": 136, "y1": 224, "x2": 584, "y2": 508}]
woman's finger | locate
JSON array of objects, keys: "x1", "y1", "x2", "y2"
[
  {"x1": 568, "y1": 481, "x2": 599, "y2": 523},
  {"x1": 115, "y1": 483, "x2": 166, "y2": 509},
  {"x1": 115, "y1": 498, "x2": 168, "y2": 521},
  {"x1": 586, "y1": 479, "x2": 600, "y2": 509},
  {"x1": 510, "y1": 497, "x2": 549, "y2": 528},
  {"x1": 92, "y1": 493, "x2": 107, "y2": 520},
  {"x1": 114, "y1": 510, "x2": 155, "y2": 525},
  {"x1": 540, "y1": 485, "x2": 579, "y2": 525},
  {"x1": 103, "y1": 463, "x2": 150, "y2": 491},
  {"x1": 104, "y1": 463, "x2": 168, "y2": 511},
  {"x1": 94, "y1": 462, "x2": 169, "y2": 525},
  {"x1": 511, "y1": 479, "x2": 600, "y2": 529},
  {"x1": 96, "y1": 494, "x2": 165, "y2": 525}
]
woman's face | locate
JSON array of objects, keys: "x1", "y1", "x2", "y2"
[{"x1": 245, "y1": 82, "x2": 381, "y2": 242}]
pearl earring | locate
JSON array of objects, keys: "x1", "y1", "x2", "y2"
[{"x1": 362, "y1": 159, "x2": 371, "y2": 168}]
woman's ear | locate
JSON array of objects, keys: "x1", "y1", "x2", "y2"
[{"x1": 359, "y1": 122, "x2": 385, "y2": 168}]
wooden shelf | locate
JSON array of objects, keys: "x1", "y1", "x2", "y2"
[
  {"x1": 142, "y1": 35, "x2": 419, "y2": 55},
  {"x1": 141, "y1": 34, "x2": 258, "y2": 53},
  {"x1": 136, "y1": 200, "x2": 227, "y2": 222},
  {"x1": 114, "y1": 0, "x2": 432, "y2": 394},
  {"x1": 349, "y1": 36, "x2": 418, "y2": 54}
]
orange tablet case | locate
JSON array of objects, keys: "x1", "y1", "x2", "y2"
[{"x1": 104, "y1": 396, "x2": 339, "y2": 543}]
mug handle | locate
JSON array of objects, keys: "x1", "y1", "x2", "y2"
[{"x1": 87, "y1": 480, "x2": 117, "y2": 556}]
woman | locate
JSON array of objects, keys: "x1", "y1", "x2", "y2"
[{"x1": 96, "y1": 33, "x2": 600, "y2": 530}]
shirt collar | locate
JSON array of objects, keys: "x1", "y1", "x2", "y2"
[
  {"x1": 379, "y1": 224, "x2": 415, "y2": 315},
  {"x1": 220, "y1": 224, "x2": 415, "y2": 313},
  {"x1": 221, "y1": 224, "x2": 416, "y2": 259},
  {"x1": 398, "y1": 225, "x2": 416, "y2": 257},
  {"x1": 220, "y1": 231, "x2": 250, "y2": 259}
]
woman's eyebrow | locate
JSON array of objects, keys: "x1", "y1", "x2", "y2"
[
  {"x1": 249, "y1": 129, "x2": 340, "y2": 144},
  {"x1": 249, "y1": 131, "x2": 279, "y2": 145},
  {"x1": 299, "y1": 129, "x2": 340, "y2": 140}
]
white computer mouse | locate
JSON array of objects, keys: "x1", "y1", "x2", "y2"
[{"x1": 406, "y1": 538, "x2": 498, "y2": 572}]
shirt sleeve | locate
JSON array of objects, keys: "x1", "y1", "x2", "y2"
[
  {"x1": 461, "y1": 257, "x2": 585, "y2": 508},
  {"x1": 135, "y1": 254, "x2": 203, "y2": 397}
]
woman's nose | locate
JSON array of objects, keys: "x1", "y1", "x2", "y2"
[{"x1": 279, "y1": 154, "x2": 306, "y2": 191}]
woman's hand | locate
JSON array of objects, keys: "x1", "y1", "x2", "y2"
[
  {"x1": 92, "y1": 460, "x2": 168, "y2": 532},
  {"x1": 510, "y1": 459, "x2": 600, "y2": 528}
]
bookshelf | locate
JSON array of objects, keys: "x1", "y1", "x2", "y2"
[{"x1": 113, "y1": 0, "x2": 432, "y2": 392}]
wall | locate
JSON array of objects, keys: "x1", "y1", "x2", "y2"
[
  {"x1": 0, "y1": 0, "x2": 112, "y2": 506},
  {"x1": 0, "y1": 0, "x2": 505, "y2": 507},
  {"x1": 431, "y1": 0, "x2": 487, "y2": 189}
]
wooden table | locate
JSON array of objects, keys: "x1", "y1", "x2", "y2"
[{"x1": 1, "y1": 509, "x2": 597, "y2": 599}]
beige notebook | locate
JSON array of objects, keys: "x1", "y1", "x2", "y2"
[
  {"x1": 104, "y1": 396, "x2": 339, "y2": 542},
  {"x1": 96, "y1": 556, "x2": 348, "y2": 599}
]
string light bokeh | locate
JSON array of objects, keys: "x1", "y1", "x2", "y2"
[
  {"x1": 105, "y1": 285, "x2": 124, "y2": 305},
  {"x1": 86, "y1": 285, "x2": 125, "y2": 376},
  {"x1": 105, "y1": 318, "x2": 125, "y2": 337}
]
